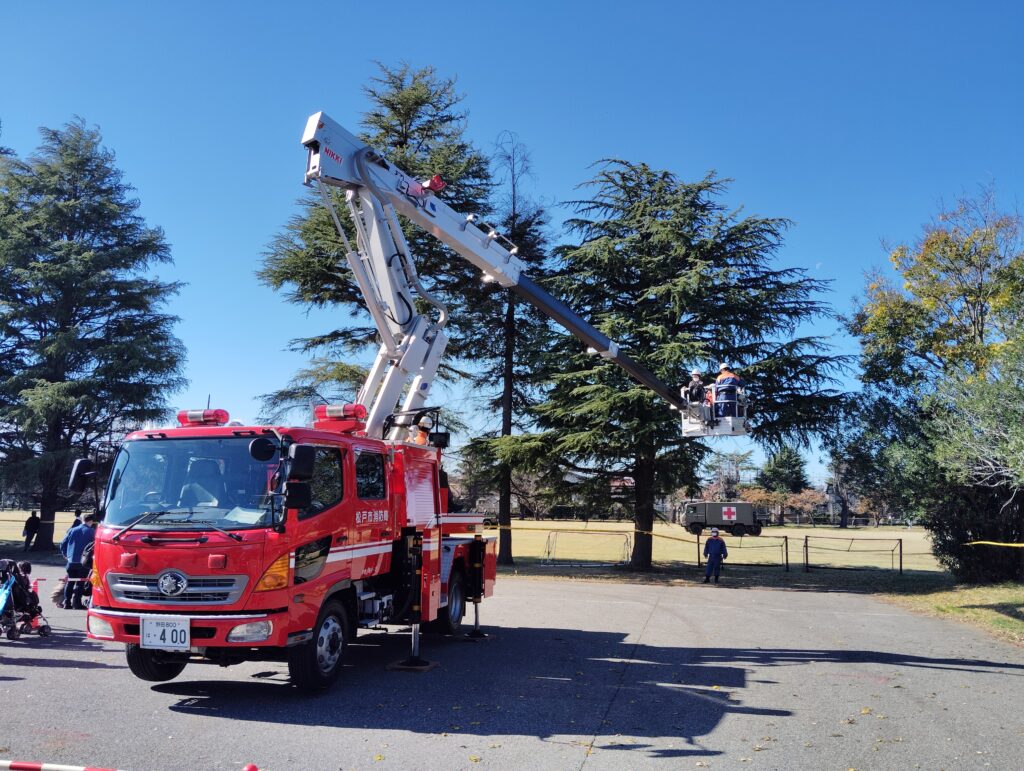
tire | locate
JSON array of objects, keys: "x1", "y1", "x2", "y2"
[
  {"x1": 38, "y1": 625, "x2": 52, "y2": 637},
  {"x1": 125, "y1": 644, "x2": 188, "y2": 682},
  {"x1": 750, "y1": 523, "x2": 763, "y2": 536},
  {"x1": 6, "y1": 626, "x2": 20, "y2": 641},
  {"x1": 732, "y1": 523, "x2": 747, "y2": 537},
  {"x1": 288, "y1": 600, "x2": 348, "y2": 691},
  {"x1": 688, "y1": 523, "x2": 704, "y2": 536},
  {"x1": 430, "y1": 571, "x2": 465, "y2": 635}
]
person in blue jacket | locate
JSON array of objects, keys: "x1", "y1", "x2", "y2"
[
  {"x1": 60, "y1": 513, "x2": 98, "y2": 609},
  {"x1": 703, "y1": 527, "x2": 728, "y2": 584}
]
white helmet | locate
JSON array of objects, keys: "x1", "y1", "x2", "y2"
[
  {"x1": 416, "y1": 415, "x2": 433, "y2": 431},
  {"x1": 690, "y1": 368, "x2": 701, "y2": 376},
  {"x1": 719, "y1": 362, "x2": 729, "y2": 371}
]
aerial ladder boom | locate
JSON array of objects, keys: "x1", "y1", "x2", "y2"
[{"x1": 302, "y1": 112, "x2": 700, "y2": 439}]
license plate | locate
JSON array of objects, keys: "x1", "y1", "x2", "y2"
[{"x1": 140, "y1": 616, "x2": 190, "y2": 651}]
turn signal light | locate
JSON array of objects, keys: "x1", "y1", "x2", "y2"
[{"x1": 254, "y1": 553, "x2": 290, "y2": 592}]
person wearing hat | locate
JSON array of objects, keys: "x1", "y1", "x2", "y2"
[
  {"x1": 702, "y1": 527, "x2": 728, "y2": 584},
  {"x1": 684, "y1": 368, "x2": 711, "y2": 426},
  {"x1": 714, "y1": 363, "x2": 743, "y2": 418},
  {"x1": 410, "y1": 415, "x2": 432, "y2": 446}
]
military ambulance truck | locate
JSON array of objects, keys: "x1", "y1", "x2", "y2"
[{"x1": 683, "y1": 502, "x2": 769, "y2": 536}]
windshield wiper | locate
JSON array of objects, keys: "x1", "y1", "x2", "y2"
[
  {"x1": 113, "y1": 509, "x2": 244, "y2": 542},
  {"x1": 181, "y1": 519, "x2": 243, "y2": 542},
  {"x1": 111, "y1": 510, "x2": 165, "y2": 542}
]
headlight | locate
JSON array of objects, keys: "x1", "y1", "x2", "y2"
[
  {"x1": 227, "y1": 620, "x2": 272, "y2": 642},
  {"x1": 87, "y1": 615, "x2": 114, "y2": 638}
]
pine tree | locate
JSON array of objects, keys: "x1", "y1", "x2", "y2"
[
  {"x1": 0, "y1": 119, "x2": 185, "y2": 548},
  {"x1": 259, "y1": 63, "x2": 493, "y2": 366},
  {"x1": 756, "y1": 445, "x2": 810, "y2": 494},
  {"x1": 505, "y1": 162, "x2": 842, "y2": 570},
  {"x1": 466, "y1": 133, "x2": 551, "y2": 564}
]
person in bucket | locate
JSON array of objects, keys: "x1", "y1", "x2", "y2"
[{"x1": 703, "y1": 527, "x2": 728, "y2": 584}]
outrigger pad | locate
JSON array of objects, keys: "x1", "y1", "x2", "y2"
[{"x1": 387, "y1": 656, "x2": 439, "y2": 672}]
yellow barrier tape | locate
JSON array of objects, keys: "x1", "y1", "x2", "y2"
[{"x1": 965, "y1": 540, "x2": 1024, "y2": 548}]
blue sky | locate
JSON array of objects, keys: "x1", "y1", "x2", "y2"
[{"x1": 2, "y1": 2, "x2": 1022, "y2": 481}]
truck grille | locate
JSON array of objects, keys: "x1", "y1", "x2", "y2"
[{"x1": 107, "y1": 573, "x2": 248, "y2": 605}]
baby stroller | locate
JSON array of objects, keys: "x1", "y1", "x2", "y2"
[{"x1": 0, "y1": 559, "x2": 51, "y2": 640}]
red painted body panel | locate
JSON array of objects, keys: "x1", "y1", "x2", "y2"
[{"x1": 87, "y1": 422, "x2": 484, "y2": 653}]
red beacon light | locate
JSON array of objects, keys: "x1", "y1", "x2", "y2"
[
  {"x1": 313, "y1": 403, "x2": 367, "y2": 433},
  {"x1": 314, "y1": 403, "x2": 368, "y2": 421},
  {"x1": 177, "y1": 408, "x2": 230, "y2": 426},
  {"x1": 423, "y1": 174, "x2": 446, "y2": 193}
]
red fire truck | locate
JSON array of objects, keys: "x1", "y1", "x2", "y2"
[{"x1": 72, "y1": 111, "x2": 732, "y2": 690}]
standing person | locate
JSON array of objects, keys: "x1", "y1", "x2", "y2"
[
  {"x1": 22, "y1": 511, "x2": 40, "y2": 551},
  {"x1": 60, "y1": 513, "x2": 98, "y2": 609},
  {"x1": 703, "y1": 527, "x2": 728, "y2": 584}
]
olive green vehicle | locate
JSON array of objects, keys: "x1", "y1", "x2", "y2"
[{"x1": 683, "y1": 501, "x2": 768, "y2": 536}]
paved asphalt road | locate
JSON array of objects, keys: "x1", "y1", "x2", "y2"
[{"x1": 1, "y1": 564, "x2": 1022, "y2": 771}]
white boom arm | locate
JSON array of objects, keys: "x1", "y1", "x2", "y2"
[{"x1": 302, "y1": 112, "x2": 689, "y2": 439}]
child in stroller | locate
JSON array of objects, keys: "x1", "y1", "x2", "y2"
[{"x1": 0, "y1": 559, "x2": 52, "y2": 640}]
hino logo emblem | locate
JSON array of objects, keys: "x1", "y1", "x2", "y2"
[{"x1": 157, "y1": 571, "x2": 188, "y2": 597}]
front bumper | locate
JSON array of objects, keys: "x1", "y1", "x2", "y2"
[{"x1": 87, "y1": 606, "x2": 293, "y2": 647}]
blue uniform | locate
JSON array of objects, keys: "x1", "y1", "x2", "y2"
[
  {"x1": 703, "y1": 535, "x2": 728, "y2": 580},
  {"x1": 60, "y1": 523, "x2": 95, "y2": 608}
]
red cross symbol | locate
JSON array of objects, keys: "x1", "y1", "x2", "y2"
[{"x1": 722, "y1": 506, "x2": 737, "y2": 520}]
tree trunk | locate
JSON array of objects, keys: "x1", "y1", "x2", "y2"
[
  {"x1": 497, "y1": 293, "x2": 516, "y2": 566},
  {"x1": 32, "y1": 493, "x2": 59, "y2": 552},
  {"x1": 32, "y1": 423, "x2": 66, "y2": 552},
  {"x1": 630, "y1": 447, "x2": 657, "y2": 571},
  {"x1": 838, "y1": 496, "x2": 850, "y2": 528}
]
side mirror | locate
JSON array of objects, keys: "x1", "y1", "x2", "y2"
[
  {"x1": 68, "y1": 459, "x2": 95, "y2": 495},
  {"x1": 428, "y1": 431, "x2": 450, "y2": 448},
  {"x1": 249, "y1": 436, "x2": 277, "y2": 462},
  {"x1": 287, "y1": 444, "x2": 316, "y2": 481},
  {"x1": 284, "y1": 481, "x2": 312, "y2": 510}
]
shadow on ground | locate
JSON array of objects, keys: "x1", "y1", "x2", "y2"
[{"x1": 147, "y1": 625, "x2": 1023, "y2": 758}]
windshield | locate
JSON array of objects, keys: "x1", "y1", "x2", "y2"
[{"x1": 103, "y1": 437, "x2": 280, "y2": 531}]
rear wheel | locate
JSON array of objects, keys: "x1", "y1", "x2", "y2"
[
  {"x1": 125, "y1": 644, "x2": 188, "y2": 682},
  {"x1": 6, "y1": 626, "x2": 20, "y2": 641},
  {"x1": 288, "y1": 600, "x2": 347, "y2": 691},
  {"x1": 750, "y1": 523, "x2": 763, "y2": 536},
  {"x1": 687, "y1": 523, "x2": 704, "y2": 536},
  {"x1": 732, "y1": 523, "x2": 747, "y2": 537},
  {"x1": 429, "y1": 571, "x2": 465, "y2": 635}
]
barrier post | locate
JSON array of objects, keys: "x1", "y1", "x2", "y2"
[
  {"x1": 784, "y1": 535, "x2": 789, "y2": 572},
  {"x1": 697, "y1": 533, "x2": 702, "y2": 567},
  {"x1": 899, "y1": 538, "x2": 903, "y2": 575},
  {"x1": 803, "y1": 535, "x2": 809, "y2": 572}
]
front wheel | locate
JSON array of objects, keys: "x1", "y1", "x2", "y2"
[
  {"x1": 125, "y1": 644, "x2": 188, "y2": 682},
  {"x1": 288, "y1": 600, "x2": 348, "y2": 691},
  {"x1": 687, "y1": 523, "x2": 703, "y2": 536}
]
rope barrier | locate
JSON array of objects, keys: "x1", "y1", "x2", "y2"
[{"x1": 965, "y1": 540, "x2": 1024, "y2": 548}]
